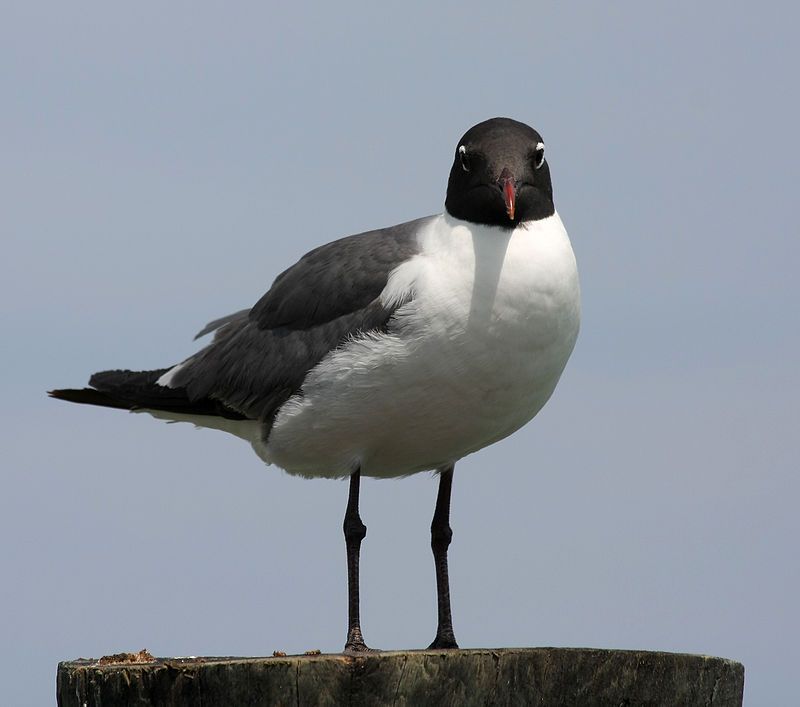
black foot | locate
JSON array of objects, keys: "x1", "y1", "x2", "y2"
[
  {"x1": 344, "y1": 640, "x2": 378, "y2": 654},
  {"x1": 344, "y1": 625, "x2": 378, "y2": 654},
  {"x1": 428, "y1": 634, "x2": 459, "y2": 650}
]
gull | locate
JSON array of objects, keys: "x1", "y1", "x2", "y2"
[{"x1": 50, "y1": 117, "x2": 581, "y2": 652}]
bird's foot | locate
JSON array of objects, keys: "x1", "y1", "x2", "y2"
[
  {"x1": 343, "y1": 640, "x2": 377, "y2": 654},
  {"x1": 428, "y1": 633, "x2": 459, "y2": 650},
  {"x1": 344, "y1": 628, "x2": 377, "y2": 654}
]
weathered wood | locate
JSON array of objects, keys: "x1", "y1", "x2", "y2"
[{"x1": 57, "y1": 647, "x2": 744, "y2": 706}]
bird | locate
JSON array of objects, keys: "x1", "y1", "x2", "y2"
[{"x1": 50, "y1": 117, "x2": 581, "y2": 653}]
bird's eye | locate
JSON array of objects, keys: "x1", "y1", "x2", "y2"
[
  {"x1": 533, "y1": 142, "x2": 545, "y2": 170},
  {"x1": 458, "y1": 145, "x2": 470, "y2": 172}
]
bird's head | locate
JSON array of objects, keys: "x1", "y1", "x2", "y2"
[{"x1": 445, "y1": 117, "x2": 554, "y2": 228}]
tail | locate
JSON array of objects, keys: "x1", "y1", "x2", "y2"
[{"x1": 49, "y1": 368, "x2": 246, "y2": 420}]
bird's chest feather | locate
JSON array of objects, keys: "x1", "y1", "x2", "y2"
[{"x1": 388, "y1": 214, "x2": 580, "y2": 399}]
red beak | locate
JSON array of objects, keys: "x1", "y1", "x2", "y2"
[
  {"x1": 503, "y1": 179, "x2": 516, "y2": 220},
  {"x1": 498, "y1": 168, "x2": 516, "y2": 220}
]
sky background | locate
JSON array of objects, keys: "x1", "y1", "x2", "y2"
[{"x1": 2, "y1": 2, "x2": 798, "y2": 704}]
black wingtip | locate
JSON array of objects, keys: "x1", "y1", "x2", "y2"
[
  {"x1": 48, "y1": 388, "x2": 78, "y2": 401},
  {"x1": 48, "y1": 388, "x2": 133, "y2": 410}
]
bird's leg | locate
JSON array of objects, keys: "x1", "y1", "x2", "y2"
[
  {"x1": 343, "y1": 468, "x2": 370, "y2": 652},
  {"x1": 429, "y1": 464, "x2": 459, "y2": 649}
]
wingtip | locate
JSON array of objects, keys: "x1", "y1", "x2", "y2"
[
  {"x1": 48, "y1": 388, "x2": 85, "y2": 403},
  {"x1": 47, "y1": 387, "x2": 122, "y2": 408}
]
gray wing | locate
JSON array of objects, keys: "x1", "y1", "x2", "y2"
[
  {"x1": 194, "y1": 309, "x2": 249, "y2": 341},
  {"x1": 172, "y1": 216, "x2": 430, "y2": 421}
]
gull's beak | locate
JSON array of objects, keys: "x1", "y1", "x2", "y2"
[{"x1": 498, "y1": 168, "x2": 516, "y2": 221}]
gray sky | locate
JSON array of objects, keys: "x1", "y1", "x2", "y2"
[{"x1": 2, "y1": 2, "x2": 798, "y2": 704}]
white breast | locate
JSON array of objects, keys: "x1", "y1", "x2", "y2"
[{"x1": 259, "y1": 212, "x2": 581, "y2": 478}]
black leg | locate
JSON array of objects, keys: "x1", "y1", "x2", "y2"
[
  {"x1": 429, "y1": 464, "x2": 459, "y2": 649},
  {"x1": 343, "y1": 468, "x2": 370, "y2": 652}
]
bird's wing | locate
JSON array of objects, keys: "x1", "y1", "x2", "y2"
[
  {"x1": 170, "y1": 216, "x2": 430, "y2": 421},
  {"x1": 194, "y1": 309, "x2": 250, "y2": 341}
]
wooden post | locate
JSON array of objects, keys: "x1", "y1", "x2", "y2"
[{"x1": 57, "y1": 647, "x2": 744, "y2": 706}]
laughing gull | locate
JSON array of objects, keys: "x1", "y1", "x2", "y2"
[{"x1": 50, "y1": 117, "x2": 581, "y2": 652}]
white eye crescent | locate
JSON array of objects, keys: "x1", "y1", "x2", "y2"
[
  {"x1": 533, "y1": 142, "x2": 545, "y2": 170},
  {"x1": 458, "y1": 145, "x2": 470, "y2": 172}
]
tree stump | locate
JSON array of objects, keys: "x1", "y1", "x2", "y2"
[{"x1": 57, "y1": 647, "x2": 744, "y2": 706}]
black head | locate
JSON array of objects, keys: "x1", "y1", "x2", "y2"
[{"x1": 445, "y1": 117, "x2": 554, "y2": 228}]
